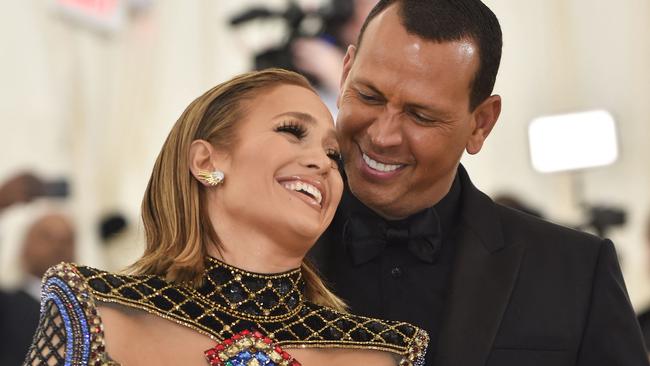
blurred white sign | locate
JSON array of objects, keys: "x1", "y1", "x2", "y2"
[
  {"x1": 528, "y1": 110, "x2": 618, "y2": 173},
  {"x1": 52, "y1": 0, "x2": 126, "y2": 32}
]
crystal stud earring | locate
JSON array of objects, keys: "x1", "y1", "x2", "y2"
[{"x1": 197, "y1": 170, "x2": 225, "y2": 187}]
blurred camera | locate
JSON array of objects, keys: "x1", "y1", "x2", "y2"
[
  {"x1": 230, "y1": 0, "x2": 353, "y2": 83},
  {"x1": 39, "y1": 179, "x2": 70, "y2": 198}
]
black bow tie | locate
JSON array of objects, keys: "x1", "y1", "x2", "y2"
[{"x1": 343, "y1": 208, "x2": 442, "y2": 265}]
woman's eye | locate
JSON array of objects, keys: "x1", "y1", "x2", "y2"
[
  {"x1": 326, "y1": 149, "x2": 343, "y2": 166},
  {"x1": 276, "y1": 122, "x2": 307, "y2": 139}
]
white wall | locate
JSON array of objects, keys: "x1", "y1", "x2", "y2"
[{"x1": 1, "y1": 0, "x2": 649, "y2": 308}]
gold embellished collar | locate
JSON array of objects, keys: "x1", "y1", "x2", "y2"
[{"x1": 197, "y1": 257, "x2": 304, "y2": 320}]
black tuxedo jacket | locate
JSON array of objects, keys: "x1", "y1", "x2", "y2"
[
  {"x1": 0, "y1": 289, "x2": 40, "y2": 366},
  {"x1": 310, "y1": 166, "x2": 649, "y2": 366}
]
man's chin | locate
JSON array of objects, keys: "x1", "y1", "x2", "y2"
[{"x1": 349, "y1": 183, "x2": 401, "y2": 216}]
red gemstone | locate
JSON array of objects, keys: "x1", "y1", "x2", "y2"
[
  {"x1": 281, "y1": 351, "x2": 291, "y2": 360},
  {"x1": 232, "y1": 334, "x2": 242, "y2": 340},
  {"x1": 224, "y1": 339, "x2": 233, "y2": 345},
  {"x1": 241, "y1": 330, "x2": 251, "y2": 335},
  {"x1": 253, "y1": 331, "x2": 264, "y2": 338},
  {"x1": 289, "y1": 360, "x2": 302, "y2": 366},
  {"x1": 274, "y1": 346, "x2": 283, "y2": 353},
  {"x1": 204, "y1": 350, "x2": 223, "y2": 366},
  {"x1": 263, "y1": 337, "x2": 273, "y2": 344},
  {"x1": 215, "y1": 344, "x2": 225, "y2": 351}
]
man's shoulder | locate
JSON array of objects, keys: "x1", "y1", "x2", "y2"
[{"x1": 493, "y1": 202, "x2": 607, "y2": 254}]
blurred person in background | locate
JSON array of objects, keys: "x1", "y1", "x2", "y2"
[
  {"x1": 23, "y1": 69, "x2": 428, "y2": 366},
  {"x1": 0, "y1": 212, "x2": 75, "y2": 366},
  {"x1": 292, "y1": 0, "x2": 377, "y2": 113},
  {"x1": 0, "y1": 173, "x2": 45, "y2": 213},
  {"x1": 636, "y1": 212, "x2": 650, "y2": 357},
  {"x1": 0, "y1": 171, "x2": 73, "y2": 364}
]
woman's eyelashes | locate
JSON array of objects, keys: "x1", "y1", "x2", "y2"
[
  {"x1": 275, "y1": 121, "x2": 307, "y2": 139},
  {"x1": 326, "y1": 148, "x2": 343, "y2": 166},
  {"x1": 275, "y1": 121, "x2": 342, "y2": 167}
]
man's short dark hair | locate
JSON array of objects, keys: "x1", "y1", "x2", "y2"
[{"x1": 356, "y1": 0, "x2": 502, "y2": 111}]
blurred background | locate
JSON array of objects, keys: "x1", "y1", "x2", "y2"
[{"x1": 0, "y1": 0, "x2": 649, "y2": 346}]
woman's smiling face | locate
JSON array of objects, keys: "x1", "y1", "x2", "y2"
[{"x1": 209, "y1": 84, "x2": 343, "y2": 252}]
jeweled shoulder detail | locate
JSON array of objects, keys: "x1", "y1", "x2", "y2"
[
  {"x1": 24, "y1": 262, "x2": 115, "y2": 366},
  {"x1": 292, "y1": 302, "x2": 429, "y2": 366}
]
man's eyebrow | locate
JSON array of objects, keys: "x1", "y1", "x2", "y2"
[
  {"x1": 272, "y1": 111, "x2": 317, "y2": 124},
  {"x1": 354, "y1": 79, "x2": 452, "y2": 118},
  {"x1": 352, "y1": 79, "x2": 386, "y2": 99},
  {"x1": 405, "y1": 102, "x2": 453, "y2": 119}
]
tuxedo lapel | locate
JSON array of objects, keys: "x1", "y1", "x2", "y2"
[{"x1": 434, "y1": 166, "x2": 525, "y2": 366}]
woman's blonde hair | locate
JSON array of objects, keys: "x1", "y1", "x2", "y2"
[{"x1": 130, "y1": 68, "x2": 346, "y2": 311}]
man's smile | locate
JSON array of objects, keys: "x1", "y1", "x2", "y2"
[{"x1": 355, "y1": 145, "x2": 407, "y2": 180}]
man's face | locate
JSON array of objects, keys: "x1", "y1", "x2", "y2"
[
  {"x1": 337, "y1": 5, "x2": 497, "y2": 219},
  {"x1": 21, "y1": 214, "x2": 75, "y2": 278}
]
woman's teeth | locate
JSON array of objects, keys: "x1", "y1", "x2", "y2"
[
  {"x1": 282, "y1": 181, "x2": 323, "y2": 205},
  {"x1": 362, "y1": 153, "x2": 402, "y2": 172}
]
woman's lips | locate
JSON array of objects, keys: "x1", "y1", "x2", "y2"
[{"x1": 275, "y1": 176, "x2": 325, "y2": 211}]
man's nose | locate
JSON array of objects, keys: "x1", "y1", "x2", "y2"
[{"x1": 366, "y1": 109, "x2": 403, "y2": 148}]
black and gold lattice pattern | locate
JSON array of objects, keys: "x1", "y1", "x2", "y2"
[
  {"x1": 28, "y1": 259, "x2": 428, "y2": 365},
  {"x1": 27, "y1": 301, "x2": 67, "y2": 365}
]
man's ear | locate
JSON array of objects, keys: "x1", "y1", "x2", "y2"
[
  {"x1": 188, "y1": 140, "x2": 228, "y2": 184},
  {"x1": 337, "y1": 45, "x2": 357, "y2": 108},
  {"x1": 466, "y1": 95, "x2": 501, "y2": 155}
]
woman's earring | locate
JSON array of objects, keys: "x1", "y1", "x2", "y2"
[{"x1": 197, "y1": 170, "x2": 225, "y2": 187}]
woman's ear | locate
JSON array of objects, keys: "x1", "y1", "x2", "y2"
[{"x1": 189, "y1": 140, "x2": 228, "y2": 186}]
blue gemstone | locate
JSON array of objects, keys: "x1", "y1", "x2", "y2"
[
  {"x1": 229, "y1": 359, "x2": 245, "y2": 366},
  {"x1": 45, "y1": 277, "x2": 92, "y2": 365},
  {"x1": 236, "y1": 350, "x2": 252, "y2": 361},
  {"x1": 255, "y1": 351, "x2": 271, "y2": 364}
]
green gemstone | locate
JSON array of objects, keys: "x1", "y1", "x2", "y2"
[{"x1": 225, "y1": 361, "x2": 234, "y2": 366}]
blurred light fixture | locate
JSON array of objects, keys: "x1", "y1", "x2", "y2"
[{"x1": 528, "y1": 110, "x2": 618, "y2": 173}]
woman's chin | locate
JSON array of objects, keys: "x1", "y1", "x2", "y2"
[{"x1": 280, "y1": 220, "x2": 325, "y2": 246}]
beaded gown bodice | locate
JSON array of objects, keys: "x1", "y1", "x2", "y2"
[{"x1": 24, "y1": 258, "x2": 428, "y2": 366}]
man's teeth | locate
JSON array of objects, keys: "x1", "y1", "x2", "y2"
[
  {"x1": 282, "y1": 181, "x2": 322, "y2": 205},
  {"x1": 362, "y1": 153, "x2": 402, "y2": 172}
]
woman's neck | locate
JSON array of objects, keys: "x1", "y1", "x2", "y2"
[{"x1": 207, "y1": 219, "x2": 308, "y2": 274}]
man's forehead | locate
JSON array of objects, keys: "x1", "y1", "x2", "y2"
[
  {"x1": 358, "y1": 5, "x2": 478, "y2": 66},
  {"x1": 363, "y1": 3, "x2": 478, "y2": 53}
]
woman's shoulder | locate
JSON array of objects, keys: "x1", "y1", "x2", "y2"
[
  {"x1": 285, "y1": 301, "x2": 429, "y2": 366},
  {"x1": 24, "y1": 262, "x2": 118, "y2": 366}
]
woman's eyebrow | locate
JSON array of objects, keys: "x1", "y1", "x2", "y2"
[{"x1": 272, "y1": 111, "x2": 317, "y2": 124}]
